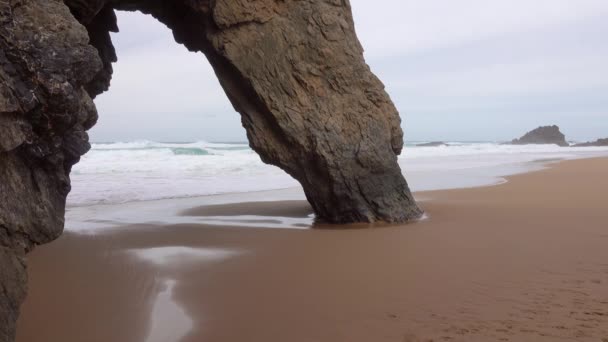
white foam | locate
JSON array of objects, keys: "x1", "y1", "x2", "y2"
[
  {"x1": 67, "y1": 141, "x2": 608, "y2": 207},
  {"x1": 69, "y1": 141, "x2": 296, "y2": 206}
]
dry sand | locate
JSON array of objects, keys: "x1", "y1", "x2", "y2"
[{"x1": 16, "y1": 158, "x2": 608, "y2": 342}]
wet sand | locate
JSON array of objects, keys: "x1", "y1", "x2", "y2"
[{"x1": 17, "y1": 158, "x2": 608, "y2": 342}]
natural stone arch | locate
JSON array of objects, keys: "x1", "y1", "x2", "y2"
[
  {"x1": 0, "y1": 0, "x2": 421, "y2": 340},
  {"x1": 72, "y1": 0, "x2": 422, "y2": 223}
]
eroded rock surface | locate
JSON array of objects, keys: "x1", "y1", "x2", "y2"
[
  {"x1": 511, "y1": 125, "x2": 569, "y2": 147},
  {"x1": 1, "y1": 1, "x2": 102, "y2": 340},
  {"x1": 1, "y1": 0, "x2": 421, "y2": 339}
]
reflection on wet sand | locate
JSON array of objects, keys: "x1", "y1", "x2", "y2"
[
  {"x1": 180, "y1": 200, "x2": 316, "y2": 228},
  {"x1": 16, "y1": 231, "x2": 157, "y2": 342},
  {"x1": 145, "y1": 280, "x2": 190, "y2": 342},
  {"x1": 16, "y1": 225, "x2": 254, "y2": 342},
  {"x1": 180, "y1": 200, "x2": 314, "y2": 218},
  {"x1": 128, "y1": 246, "x2": 243, "y2": 342}
]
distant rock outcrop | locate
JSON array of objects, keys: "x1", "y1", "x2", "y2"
[
  {"x1": 573, "y1": 138, "x2": 608, "y2": 147},
  {"x1": 416, "y1": 141, "x2": 447, "y2": 147},
  {"x1": 1, "y1": 1, "x2": 422, "y2": 340},
  {"x1": 511, "y1": 125, "x2": 569, "y2": 147}
]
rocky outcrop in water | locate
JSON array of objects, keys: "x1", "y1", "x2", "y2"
[
  {"x1": 1, "y1": 1, "x2": 421, "y2": 339},
  {"x1": 416, "y1": 141, "x2": 447, "y2": 147},
  {"x1": 573, "y1": 138, "x2": 608, "y2": 147},
  {"x1": 511, "y1": 125, "x2": 569, "y2": 147}
]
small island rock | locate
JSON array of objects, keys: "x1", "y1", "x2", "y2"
[{"x1": 511, "y1": 125, "x2": 569, "y2": 147}]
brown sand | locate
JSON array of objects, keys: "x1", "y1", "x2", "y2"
[{"x1": 16, "y1": 158, "x2": 608, "y2": 342}]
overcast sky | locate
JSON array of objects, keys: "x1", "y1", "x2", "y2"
[{"x1": 91, "y1": 0, "x2": 608, "y2": 143}]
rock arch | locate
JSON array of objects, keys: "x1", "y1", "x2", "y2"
[
  {"x1": 71, "y1": 0, "x2": 423, "y2": 223},
  {"x1": 0, "y1": 0, "x2": 421, "y2": 340}
]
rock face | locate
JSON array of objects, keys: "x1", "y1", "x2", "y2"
[
  {"x1": 1, "y1": 1, "x2": 101, "y2": 340},
  {"x1": 0, "y1": 0, "x2": 422, "y2": 339},
  {"x1": 511, "y1": 125, "x2": 569, "y2": 147},
  {"x1": 573, "y1": 138, "x2": 608, "y2": 147}
]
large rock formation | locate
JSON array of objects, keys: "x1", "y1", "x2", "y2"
[
  {"x1": 0, "y1": 0, "x2": 422, "y2": 339},
  {"x1": 511, "y1": 125, "x2": 569, "y2": 147},
  {"x1": 573, "y1": 138, "x2": 608, "y2": 147}
]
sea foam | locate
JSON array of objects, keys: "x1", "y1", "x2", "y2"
[{"x1": 67, "y1": 141, "x2": 608, "y2": 207}]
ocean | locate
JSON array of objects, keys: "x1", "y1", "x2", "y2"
[{"x1": 67, "y1": 140, "x2": 608, "y2": 208}]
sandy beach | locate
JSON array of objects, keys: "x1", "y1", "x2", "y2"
[{"x1": 16, "y1": 158, "x2": 608, "y2": 342}]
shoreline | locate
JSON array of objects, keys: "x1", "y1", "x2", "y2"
[
  {"x1": 62, "y1": 154, "x2": 602, "y2": 233},
  {"x1": 17, "y1": 157, "x2": 608, "y2": 341}
]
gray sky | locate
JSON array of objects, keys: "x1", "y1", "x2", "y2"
[{"x1": 91, "y1": 0, "x2": 608, "y2": 143}]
